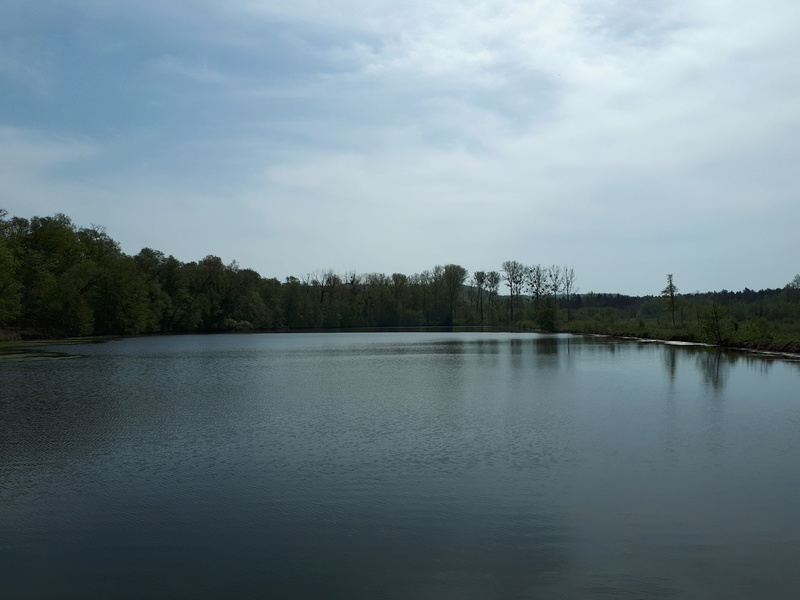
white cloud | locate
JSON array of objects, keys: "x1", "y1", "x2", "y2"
[{"x1": 3, "y1": 0, "x2": 799, "y2": 292}]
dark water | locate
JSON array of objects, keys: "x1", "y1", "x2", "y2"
[{"x1": 2, "y1": 332, "x2": 799, "y2": 599}]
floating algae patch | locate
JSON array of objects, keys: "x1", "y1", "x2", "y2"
[
  {"x1": 0, "y1": 339, "x2": 91, "y2": 362},
  {"x1": 0, "y1": 349, "x2": 85, "y2": 362}
]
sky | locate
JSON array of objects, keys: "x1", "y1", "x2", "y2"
[{"x1": 1, "y1": 0, "x2": 799, "y2": 295}]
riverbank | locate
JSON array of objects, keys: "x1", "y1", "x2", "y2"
[
  {"x1": 3, "y1": 324, "x2": 799, "y2": 362},
  {"x1": 557, "y1": 323, "x2": 800, "y2": 357}
]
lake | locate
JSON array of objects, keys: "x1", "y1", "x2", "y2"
[{"x1": 2, "y1": 332, "x2": 799, "y2": 599}]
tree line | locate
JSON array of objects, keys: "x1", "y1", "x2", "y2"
[
  {"x1": 0, "y1": 211, "x2": 577, "y2": 336},
  {"x1": 1, "y1": 210, "x2": 798, "y2": 344},
  {"x1": 568, "y1": 274, "x2": 800, "y2": 349}
]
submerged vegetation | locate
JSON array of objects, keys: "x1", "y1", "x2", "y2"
[{"x1": 1, "y1": 210, "x2": 798, "y2": 352}]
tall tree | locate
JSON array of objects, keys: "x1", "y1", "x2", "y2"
[
  {"x1": 392, "y1": 272, "x2": 409, "y2": 321},
  {"x1": 502, "y1": 260, "x2": 525, "y2": 322},
  {"x1": 486, "y1": 271, "x2": 501, "y2": 322},
  {"x1": 412, "y1": 271, "x2": 432, "y2": 324},
  {"x1": 442, "y1": 264, "x2": 468, "y2": 325},
  {"x1": 363, "y1": 272, "x2": 394, "y2": 326},
  {"x1": 698, "y1": 300, "x2": 728, "y2": 344},
  {"x1": 472, "y1": 271, "x2": 487, "y2": 323},
  {"x1": 661, "y1": 274, "x2": 678, "y2": 327},
  {"x1": 562, "y1": 265, "x2": 577, "y2": 322},
  {"x1": 13, "y1": 214, "x2": 91, "y2": 332},
  {"x1": 546, "y1": 265, "x2": 563, "y2": 297},
  {"x1": 0, "y1": 212, "x2": 21, "y2": 325},
  {"x1": 526, "y1": 264, "x2": 546, "y2": 315},
  {"x1": 785, "y1": 274, "x2": 800, "y2": 303}
]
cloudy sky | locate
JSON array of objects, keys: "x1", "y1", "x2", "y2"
[{"x1": 2, "y1": 0, "x2": 799, "y2": 295}]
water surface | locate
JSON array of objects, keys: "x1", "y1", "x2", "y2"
[{"x1": 2, "y1": 332, "x2": 799, "y2": 598}]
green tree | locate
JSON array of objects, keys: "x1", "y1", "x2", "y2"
[
  {"x1": 785, "y1": 274, "x2": 800, "y2": 303},
  {"x1": 442, "y1": 264, "x2": 468, "y2": 325},
  {"x1": 281, "y1": 275, "x2": 315, "y2": 328},
  {"x1": 537, "y1": 297, "x2": 560, "y2": 332},
  {"x1": 220, "y1": 267, "x2": 268, "y2": 329},
  {"x1": 698, "y1": 300, "x2": 729, "y2": 345},
  {"x1": 363, "y1": 272, "x2": 394, "y2": 326},
  {"x1": 188, "y1": 256, "x2": 254, "y2": 331},
  {"x1": 391, "y1": 272, "x2": 410, "y2": 324},
  {"x1": 75, "y1": 225, "x2": 152, "y2": 334},
  {"x1": 430, "y1": 265, "x2": 445, "y2": 323},
  {"x1": 159, "y1": 256, "x2": 197, "y2": 331},
  {"x1": 11, "y1": 214, "x2": 89, "y2": 332},
  {"x1": 0, "y1": 236, "x2": 21, "y2": 325},
  {"x1": 472, "y1": 271, "x2": 487, "y2": 323},
  {"x1": 0, "y1": 209, "x2": 21, "y2": 324},
  {"x1": 133, "y1": 247, "x2": 175, "y2": 331}
]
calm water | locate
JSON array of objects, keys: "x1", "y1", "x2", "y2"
[{"x1": 2, "y1": 332, "x2": 800, "y2": 599}]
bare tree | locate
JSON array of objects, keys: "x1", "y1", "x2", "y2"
[
  {"x1": 546, "y1": 264, "x2": 563, "y2": 297},
  {"x1": 486, "y1": 271, "x2": 501, "y2": 317},
  {"x1": 502, "y1": 260, "x2": 526, "y2": 321},
  {"x1": 391, "y1": 272, "x2": 409, "y2": 315},
  {"x1": 344, "y1": 271, "x2": 361, "y2": 298},
  {"x1": 431, "y1": 265, "x2": 445, "y2": 320},
  {"x1": 305, "y1": 269, "x2": 339, "y2": 304},
  {"x1": 322, "y1": 269, "x2": 340, "y2": 304},
  {"x1": 562, "y1": 265, "x2": 577, "y2": 322},
  {"x1": 526, "y1": 264, "x2": 546, "y2": 308}
]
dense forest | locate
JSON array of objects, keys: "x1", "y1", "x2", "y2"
[{"x1": 1, "y1": 210, "x2": 799, "y2": 350}]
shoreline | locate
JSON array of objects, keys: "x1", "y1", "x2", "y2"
[
  {"x1": 563, "y1": 329, "x2": 800, "y2": 360},
  {"x1": 3, "y1": 326, "x2": 799, "y2": 363}
]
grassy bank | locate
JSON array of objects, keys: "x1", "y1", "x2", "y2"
[{"x1": 559, "y1": 317, "x2": 800, "y2": 355}]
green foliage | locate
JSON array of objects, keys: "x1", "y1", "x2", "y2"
[
  {"x1": 1, "y1": 209, "x2": 798, "y2": 351},
  {"x1": 0, "y1": 235, "x2": 21, "y2": 324},
  {"x1": 537, "y1": 296, "x2": 560, "y2": 332},
  {"x1": 442, "y1": 264, "x2": 468, "y2": 325},
  {"x1": 740, "y1": 318, "x2": 774, "y2": 344},
  {"x1": 637, "y1": 298, "x2": 663, "y2": 320},
  {"x1": 696, "y1": 301, "x2": 730, "y2": 345},
  {"x1": 786, "y1": 274, "x2": 800, "y2": 303}
]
